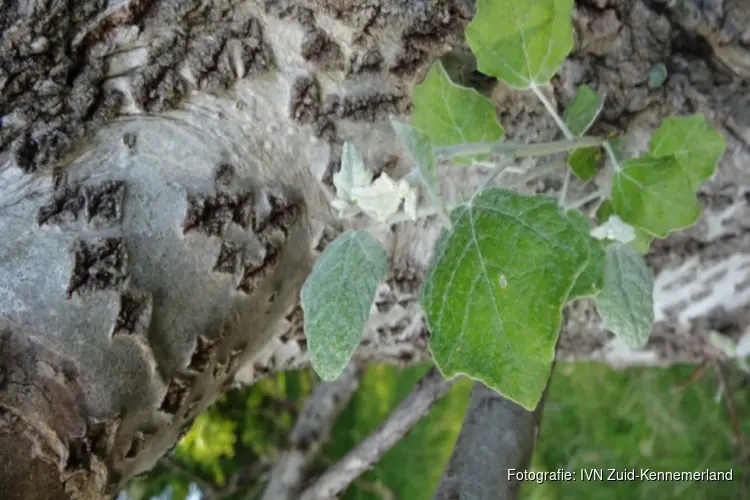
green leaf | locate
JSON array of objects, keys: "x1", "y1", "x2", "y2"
[
  {"x1": 567, "y1": 147, "x2": 600, "y2": 181},
  {"x1": 649, "y1": 114, "x2": 726, "y2": 189},
  {"x1": 301, "y1": 229, "x2": 389, "y2": 381},
  {"x1": 409, "y1": 61, "x2": 504, "y2": 164},
  {"x1": 611, "y1": 155, "x2": 701, "y2": 238},
  {"x1": 391, "y1": 119, "x2": 439, "y2": 195},
  {"x1": 567, "y1": 209, "x2": 606, "y2": 301},
  {"x1": 597, "y1": 200, "x2": 651, "y2": 254},
  {"x1": 564, "y1": 85, "x2": 604, "y2": 136},
  {"x1": 466, "y1": 0, "x2": 575, "y2": 89},
  {"x1": 595, "y1": 243, "x2": 654, "y2": 348},
  {"x1": 420, "y1": 189, "x2": 591, "y2": 410}
]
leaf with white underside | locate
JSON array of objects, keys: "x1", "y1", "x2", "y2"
[
  {"x1": 591, "y1": 215, "x2": 636, "y2": 244},
  {"x1": 350, "y1": 173, "x2": 411, "y2": 223},
  {"x1": 333, "y1": 140, "x2": 415, "y2": 222},
  {"x1": 649, "y1": 114, "x2": 726, "y2": 189},
  {"x1": 597, "y1": 200, "x2": 651, "y2": 254},
  {"x1": 420, "y1": 189, "x2": 591, "y2": 410},
  {"x1": 409, "y1": 61, "x2": 504, "y2": 164},
  {"x1": 466, "y1": 0, "x2": 575, "y2": 89},
  {"x1": 301, "y1": 230, "x2": 389, "y2": 381},
  {"x1": 611, "y1": 155, "x2": 701, "y2": 238},
  {"x1": 595, "y1": 243, "x2": 655, "y2": 349},
  {"x1": 332, "y1": 141, "x2": 372, "y2": 218}
]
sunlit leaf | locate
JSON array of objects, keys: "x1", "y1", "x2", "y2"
[
  {"x1": 409, "y1": 60, "x2": 504, "y2": 164},
  {"x1": 466, "y1": 0, "x2": 575, "y2": 89},
  {"x1": 649, "y1": 114, "x2": 726, "y2": 189},
  {"x1": 611, "y1": 156, "x2": 701, "y2": 238},
  {"x1": 420, "y1": 189, "x2": 591, "y2": 409}
]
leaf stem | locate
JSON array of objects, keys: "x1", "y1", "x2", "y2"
[
  {"x1": 603, "y1": 140, "x2": 621, "y2": 172},
  {"x1": 559, "y1": 169, "x2": 572, "y2": 206},
  {"x1": 568, "y1": 189, "x2": 606, "y2": 210},
  {"x1": 504, "y1": 161, "x2": 567, "y2": 189},
  {"x1": 531, "y1": 85, "x2": 575, "y2": 140},
  {"x1": 476, "y1": 155, "x2": 515, "y2": 193},
  {"x1": 433, "y1": 137, "x2": 602, "y2": 159}
]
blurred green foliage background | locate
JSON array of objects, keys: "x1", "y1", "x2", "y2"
[{"x1": 124, "y1": 362, "x2": 750, "y2": 500}]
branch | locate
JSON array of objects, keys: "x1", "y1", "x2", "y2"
[
  {"x1": 432, "y1": 370, "x2": 552, "y2": 500},
  {"x1": 261, "y1": 362, "x2": 363, "y2": 500},
  {"x1": 299, "y1": 366, "x2": 458, "y2": 500}
]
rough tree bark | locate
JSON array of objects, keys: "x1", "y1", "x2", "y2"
[{"x1": 1, "y1": 0, "x2": 749, "y2": 498}]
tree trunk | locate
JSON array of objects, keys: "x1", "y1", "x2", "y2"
[{"x1": 1, "y1": 0, "x2": 749, "y2": 497}]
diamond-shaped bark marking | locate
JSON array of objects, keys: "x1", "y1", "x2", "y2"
[
  {"x1": 254, "y1": 194, "x2": 302, "y2": 236},
  {"x1": 348, "y1": 49, "x2": 384, "y2": 74},
  {"x1": 87, "y1": 180, "x2": 126, "y2": 228},
  {"x1": 188, "y1": 335, "x2": 218, "y2": 373},
  {"x1": 213, "y1": 241, "x2": 244, "y2": 274},
  {"x1": 289, "y1": 75, "x2": 321, "y2": 124},
  {"x1": 112, "y1": 290, "x2": 152, "y2": 338},
  {"x1": 214, "y1": 163, "x2": 235, "y2": 187},
  {"x1": 37, "y1": 183, "x2": 86, "y2": 226},
  {"x1": 159, "y1": 376, "x2": 191, "y2": 415},
  {"x1": 301, "y1": 28, "x2": 342, "y2": 68},
  {"x1": 238, "y1": 244, "x2": 281, "y2": 295},
  {"x1": 182, "y1": 191, "x2": 254, "y2": 237},
  {"x1": 67, "y1": 238, "x2": 128, "y2": 298}
]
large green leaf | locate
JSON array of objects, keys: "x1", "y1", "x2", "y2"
[
  {"x1": 409, "y1": 60, "x2": 504, "y2": 164},
  {"x1": 420, "y1": 189, "x2": 591, "y2": 410},
  {"x1": 466, "y1": 0, "x2": 575, "y2": 89},
  {"x1": 595, "y1": 243, "x2": 655, "y2": 348},
  {"x1": 611, "y1": 156, "x2": 701, "y2": 238},
  {"x1": 649, "y1": 114, "x2": 726, "y2": 189},
  {"x1": 301, "y1": 230, "x2": 389, "y2": 380}
]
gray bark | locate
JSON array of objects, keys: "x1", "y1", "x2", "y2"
[
  {"x1": 1, "y1": 0, "x2": 750, "y2": 497},
  {"x1": 432, "y1": 381, "x2": 546, "y2": 500}
]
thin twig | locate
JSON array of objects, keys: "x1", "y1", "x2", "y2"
[
  {"x1": 299, "y1": 367, "x2": 458, "y2": 500},
  {"x1": 261, "y1": 362, "x2": 363, "y2": 500},
  {"x1": 531, "y1": 85, "x2": 575, "y2": 140},
  {"x1": 568, "y1": 188, "x2": 606, "y2": 211}
]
